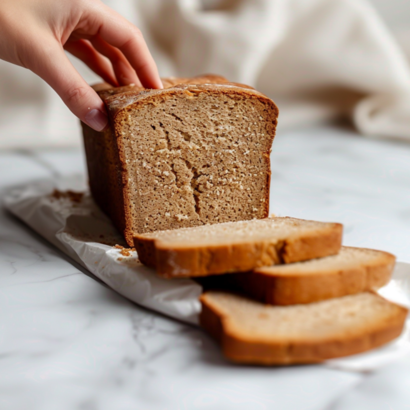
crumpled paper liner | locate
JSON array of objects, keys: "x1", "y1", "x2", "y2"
[
  {"x1": 4, "y1": 175, "x2": 410, "y2": 371},
  {"x1": 3, "y1": 175, "x2": 202, "y2": 324}
]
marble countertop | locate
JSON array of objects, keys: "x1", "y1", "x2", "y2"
[{"x1": 1, "y1": 124, "x2": 410, "y2": 410}]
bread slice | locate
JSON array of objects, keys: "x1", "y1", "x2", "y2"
[
  {"x1": 200, "y1": 291, "x2": 408, "y2": 365},
  {"x1": 229, "y1": 247, "x2": 395, "y2": 305},
  {"x1": 82, "y1": 75, "x2": 278, "y2": 246},
  {"x1": 134, "y1": 217, "x2": 343, "y2": 278}
]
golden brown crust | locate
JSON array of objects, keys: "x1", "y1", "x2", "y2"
[
  {"x1": 281, "y1": 224, "x2": 343, "y2": 263},
  {"x1": 222, "y1": 320, "x2": 405, "y2": 365},
  {"x1": 97, "y1": 75, "x2": 265, "y2": 118},
  {"x1": 133, "y1": 220, "x2": 343, "y2": 278},
  {"x1": 81, "y1": 121, "x2": 127, "y2": 238},
  {"x1": 231, "y1": 247, "x2": 396, "y2": 305},
  {"x1": 134, "y1": 236, "x2": 157, "y2": 267},
  {"x1": 97, "y1": 74, "x2": 262, "y2": 117},
  {"x1": 199, "y1": 292, "x2": 408, "y2": 365},
  {"x1": 82, "y1": 74, "x2": 278, "y2": 246}
]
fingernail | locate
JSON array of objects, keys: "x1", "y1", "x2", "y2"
[{"x1": 85, "y1": 109, "x2": 108, "y2": 131}]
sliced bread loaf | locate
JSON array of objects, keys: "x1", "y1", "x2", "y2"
[
  {"x1": 82, "y1": 75, "x2": 278, "y2": 246},
  {"x1": 134, "y1": 217, "x2": 343, "y2": 278},
  {"x1": 230, "y1": 246, "x2": 395, "y2": 305},
  {"x1": 200, "y1": 290, "x2": 408, "y2": 365}
]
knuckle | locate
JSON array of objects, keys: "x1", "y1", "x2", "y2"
[
  {"x1": 131, "y1": 27, "x2": 143, "y2": 40},
  {"x1": 108, "y1": 47, "x2": 123, "y2": 62},
  {"x1": 135, "y1": 61, "x2": 151, "y2": 72},
  {"x1": 65, "y1": 86, "x2": 89, "y2": 105},
  {"x1": 122, "y1": 27, "x2": 144, "y2": 50}
]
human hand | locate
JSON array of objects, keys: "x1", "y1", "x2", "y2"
[{"x1": 0, "y1": 0, "x2": 162, "y2": 131}]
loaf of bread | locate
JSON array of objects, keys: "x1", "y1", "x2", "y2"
[
  {"x1": 82, "y1": 75, "x2": 406, "y2": 366},
  {"x1": 200, "y1": 290, "x2": 408, "y2": 365},
  {"x1": 133, "y1": 217, "x2": 343, "y2": 278},
  {"x1": 82, "y1": 75, "x2": 279, "y2": 246},
  {"x1": 229, "y1": 246, "x2": 395, "y2": 305}
]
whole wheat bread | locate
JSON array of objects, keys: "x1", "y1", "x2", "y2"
[
  {"x1": 200, "y1": 290, "x2": 408, "y2": 365},
  {"x1": 82, "y1": 75, "x2": 278, "y2": 246},
  {"x1": 134, "y1": 217, "x2": 343, "y2": 278},
  {"x1": 229, "y1": 246, "x2": 395, "y2": 305}
]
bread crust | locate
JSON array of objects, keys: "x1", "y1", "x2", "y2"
[
  {"x1": 82, "y1": 75, "x2": 278, "y2": 246},
  {"x1": 134, "y1": 218, "x2": 343, "y2": 278},
  {"x1": 199, "y1": 292, "x2": 408, "y2": 365},
  {"x1": 232, "y1": 247, "x2": 396, "y2": 305},
  {"x1": 81, "y1": 121, "x2": 127, "y2": 236}
]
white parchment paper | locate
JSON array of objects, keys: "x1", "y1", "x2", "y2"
[
  {"x1": 4, "y1": 175, "x2": 410, "y2": 371},
  {"x1": 3, "y1": 176, "x2": 202, "y2": 324}
]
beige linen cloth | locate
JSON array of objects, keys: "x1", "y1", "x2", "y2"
[{"x1": 1, "y1": 0, "x2": 410, "y2": 149}]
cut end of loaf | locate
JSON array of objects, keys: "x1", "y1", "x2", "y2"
[
  {"x1": 118, "y1": 87, "x2": 277, "y2": 239},
  {"x1": 82, "y1": 75, "x2": 278, "y2": 247}
]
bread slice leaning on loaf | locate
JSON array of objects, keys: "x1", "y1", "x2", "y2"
[
  {"x1": 200, "y1": 291, "x2": 408, "y2": 365},
  {"x1": 229, "y1": 246, "x2": 395, "y2": 305},
  {"x1": 134, "y1": 217, "x2": 343, "y2": 278},
  {"x1": 82, "y1": 74, "x2": 278, "y2": 246}
]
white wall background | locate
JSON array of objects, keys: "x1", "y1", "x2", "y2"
[{"x1": 370, "y1": 0, "x2": 410, "y2": 31}]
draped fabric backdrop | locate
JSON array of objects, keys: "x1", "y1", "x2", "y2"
[{"x1": 1, "y1": 0, "x2": 410, "y2": 149}]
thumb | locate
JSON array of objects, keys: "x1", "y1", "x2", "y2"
[{"x1": 31, "y1": 44, "x2": 108, "y2": 131}]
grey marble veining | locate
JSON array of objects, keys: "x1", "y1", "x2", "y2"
[{"x1": 1, "y1": 125, "x2": 410, "y2": 410}]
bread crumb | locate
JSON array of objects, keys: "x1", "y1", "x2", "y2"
[
  {"x1": 50, "y1": 189, "x2": 84, "y2": 203},
  {"x1": 113, "y1": 244, "x2": 136, "y2": 257},
  {"x1": 119, "y1": 247, "x2": 136, "y2": 257}
]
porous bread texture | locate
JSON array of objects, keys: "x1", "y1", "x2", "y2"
[
  {"x1": 82, "y1": 75, "x2": 278, "y2": 246},
  {"x1": 133, "y1": 217, "x2": 343, "y2": 278},
  {"x1": 230, "y1": 246, "x2": 396, "y2": 305},
  {"x1": 200, "y1": 291, "x2": 408, "y2": 365}
]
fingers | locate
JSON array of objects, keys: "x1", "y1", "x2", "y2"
[
  {"x1": 64, "y1": 37, "x2": 141, "y2": 87},
  {"x1": 93, "y1": 4, "x2": 163, "y2": 89},
  {"x1": 64, "y1": 39, "x2": 118, "y2": 87},
  {"x1": 32, "y1": 43, "x2": 108, "y2": 131},
  {"x1": 90, "y1": 35, "x2": 142, "y2": 86}
]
